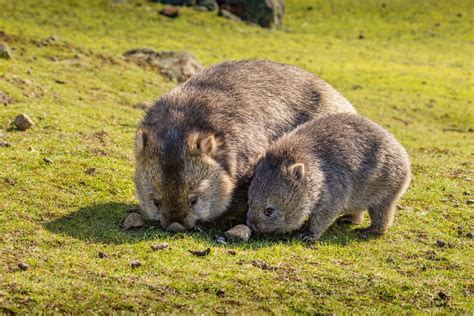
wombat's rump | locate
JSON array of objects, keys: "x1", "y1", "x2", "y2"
[
  {"x1": 247, "y1": 113, "x2": 411, "y2": 241},
  {"x1": 134, "y1": 60, "x2": 356, "y2": 232}
]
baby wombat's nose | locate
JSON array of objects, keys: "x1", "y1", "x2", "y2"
[{"x1": 167, "y1": 222, "x2": 186, "y2": 233}]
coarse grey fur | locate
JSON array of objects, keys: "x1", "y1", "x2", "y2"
[
  {"x1": 246, "y1": 113, "x2": 411, "y2": 241},
  {"x1": 134, "y1": 60, "x2": 356, "y2": 232}
]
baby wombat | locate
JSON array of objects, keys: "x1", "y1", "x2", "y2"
[
  {"x1": 246, "y1": 113, "x2": 411, "y2": 241},
  {"x1": 135, "y1": 60, "x2": 356, "y2": 232}
]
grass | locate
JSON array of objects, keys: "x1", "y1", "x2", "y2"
[{"x1": 0, "y1": 0, "x2": 473, "y2": 313}]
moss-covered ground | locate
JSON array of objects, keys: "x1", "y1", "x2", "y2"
[{"x1": 0, "y1": 0, "x2": 473, "y2": 313}]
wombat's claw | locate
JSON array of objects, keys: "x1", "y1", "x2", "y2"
[{"x1": 298, "y1": 233, "x2": 319, "y2": 244}]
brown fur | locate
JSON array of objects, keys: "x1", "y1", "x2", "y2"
[
  {"x1": 246, "y1": 113, "x2": 411, "y2": 241},
  {"x1": 134, "y1": 60, "x2": 356, "y2": 231}
]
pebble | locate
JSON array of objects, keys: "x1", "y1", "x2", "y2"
[
  {"x1": 43, "y1": 157, "x2": 53, "y2": 164},
  {"x1": 123, "y1": 212, "x2": 145, "y2": 229},
  {"x1": 130, "y1": 260, "x2": 142, "y2": 268},
  {"x1": 216, "y1": 289, "x2": 226, "y2": 297},
  {"x1": 98, "y1": 251, "x2": 108, "y2": 259},
  {"x1": 0, "y1": 141, "x2": 11, "y2": 147},
  {"x1": 13, "y1": 114, "x2": 34, "y2": 130},
  {"x1": 189, "y1": 248, "x2": 211, "y2": 257},
  {"x1": 215, "y1": 236, "x2": 227, "y2": 245},
  {"x1": 436, "y1": 240, "x2": 446, "y2": 248},
  {"x1": 224, "y1": 224, "x2": 252, "y2": 242},
  {"x1": 160, "y1": 7, "x2": 179, "y2": 18},
  {"x1": 18, "y1": 262, "x2": 29, "y2": 271},
  {"x1": 463, "y1": 191, "x2": 471, "y2": 196},
  {"x1": 151, "y1": 243, "x2": 169, "y2": 251},
  {"x1": 466, "y1": 199, "x2": 474, "y2": 205}
]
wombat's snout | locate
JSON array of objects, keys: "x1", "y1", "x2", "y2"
[
  {"x1": 167, "y1": 222, "x2": 186, "y2": 233},
  {"x1": 246, "y1": 218, "x2": 258, "y2": 232}
]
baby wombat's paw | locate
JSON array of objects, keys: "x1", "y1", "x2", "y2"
[{"x1": 354, "y1": 226, "x2": 385, "y2": 236}]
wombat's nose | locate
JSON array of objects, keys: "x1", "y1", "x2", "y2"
[
  {"x1": 246, "y1": 219, "x2": 258, "y2": 232},
  {"x1": 167, "y1": 222, "x2": 186, "y2": 233}
]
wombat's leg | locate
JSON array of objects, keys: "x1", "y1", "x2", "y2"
[
  {"x1": 357, "y1": 199, "x2": 396, "y2": 235},
  {"x1": 302, "y1": 211, "x2": 340, "y2": 242},
  {"x1": 337, "y1": 211, "x2": 364, "y2": 225}
]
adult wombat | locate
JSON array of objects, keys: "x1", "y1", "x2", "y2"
[
  {"x1": 246, "y1": 113, "x2": 411, "y2": 241},
  {"x1": 134, "y1": 60, "x2": 356, "y2": 232}
]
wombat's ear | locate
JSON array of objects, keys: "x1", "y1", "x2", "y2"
[
  {"x1": 198, "y1": 135, "x2": 217, "y2": 156},
  {"x1": 288, "y1": 163, "x2": 305, "y2": 181},
  {"x1": 136, "y1": 128, "x2": 147, "y2": 154}
]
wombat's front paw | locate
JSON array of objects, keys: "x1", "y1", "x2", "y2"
[{"x1": 298, "y1": 233, "x2": 320, "y2": 244}]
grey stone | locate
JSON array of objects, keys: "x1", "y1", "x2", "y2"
[
  {"x1": 13, "y1": 114, "x2": 34, "y2": 130},
  {"x1": 224, "y1": 224, "x2": 252, "y2": 242},
  {"x1": 123, "y1": 212, "x2": 145, "y2": 229},
  {"x1": 218, "y1": 0, "x2": 285, "y2": 28},
  {"x1": 123, "y1": 49, "x2": 203, "y2": 83}
]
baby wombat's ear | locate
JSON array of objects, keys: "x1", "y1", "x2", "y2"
[
  {"x1": 288, "y1": 163, "x2": 305, "y2": 181},
  {"x1": 188, "y1": 132, "x2": 220, "y2": 157},
  {"x1": 136, "y1": 128, "x2": 147, "y2": 154}
]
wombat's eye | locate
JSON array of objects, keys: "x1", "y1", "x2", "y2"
[
  {"x1": 264, "y1": 207, "x2": 275, "y2": 217},
  {"x1": 189, "y1": 196, "x2": 198, "y2": 207},
  {"x1": 153, "y1": 199, "x2": 161, "y2": 208}
]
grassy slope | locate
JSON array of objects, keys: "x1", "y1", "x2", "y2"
[{"x1": 0, "y1": 0, "x2": 473, "y2": 313}]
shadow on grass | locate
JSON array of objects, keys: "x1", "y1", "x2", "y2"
[{"x1": 44, "y1": 202, "x2": 375, "y2": 247}]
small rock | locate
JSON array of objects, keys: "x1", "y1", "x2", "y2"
[
  {"x1": 98, "y1": 251, "x2": 108, "y2": 258},
  {"x1": 463, "y1": 191, "x2": 471, "y2": 196},
  {"x1": 43, "y1": 157, "x2": 53, "y2": 164},
  {"x1": 18, "y1": 262, "x2": 29, "y2": 271},
  {"x1": 358, "y1": 32, "x2": 365, "y2": 39},
  {"x1": 151, "y1": 243, "x2": 169, "y2": 251},
  {"x1": 55, "y1": 79, "x2": 66, "y2": 84},
  {"x1": 0, "y1": 42, "x2": 13, "y2": 59},
  {"x1": 0, "y1": 91, "x2": 11, "y2": 105},
  {"x1": 134, "y1": 101, "x2": 152, "y2": 110},
  {"x1": 123, "y1": 49, "x2": 203, "y2": 83},
  {"x1": 436, "y1": 240, "x2": 446, "y2": 248},
  {"x1": 130, "y1": 260, "x2": 142, "y2": 268},
  {"x1": 28, "y1": 146, "x2": 35, "y2": 152},
  {"x1": 438, "y1": 291, "x2": 449, "y2": 301},
  {"x1": 467, "y1": 232, "x2": 473, "y2": 239},
  {"x1": 216, "y1": 289, "x2": 226, "y2": 297},
  {"x1": 13, "y1": 114, "x2": 34, "y2": 130},
  {"x1": 123, "y1": 212, "x2": 145, "y2": 229},
  {"x1": 189, "y1": 248, "x2": 211, "y2": 257},
  {"x1": 466, "y1": 199, "x2": 474, "y2": 205},
  {"x1": 215, "y1": 236, "x2": 227, "y2": 245},
  {"x1": 226, "y1": 250, "x2": 237, "y2": 256},
  {"x1": 0, "y1": 141, "x2": 11, "y2": 147},
  {"x1": 224, "y1": 224, "x2": 252, "y2": 242},
  {"x1": 160, "y1": 7, "x2": 179, "y2": 18}
]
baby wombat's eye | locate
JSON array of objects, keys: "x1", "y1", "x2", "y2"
[
  {"x1": 189, "y1": 196, "x2": 198, "y2": 207},
  {"x1": 264, "y1": 207, "x2": 275, "y2": 217},
  {"x1": 153, "y1": 199, "x2": 161, "y2": 208}
]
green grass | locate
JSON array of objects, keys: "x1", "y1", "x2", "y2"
[{"x1": 1, "y1": 0, "x2": 473, "y2": 313}]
